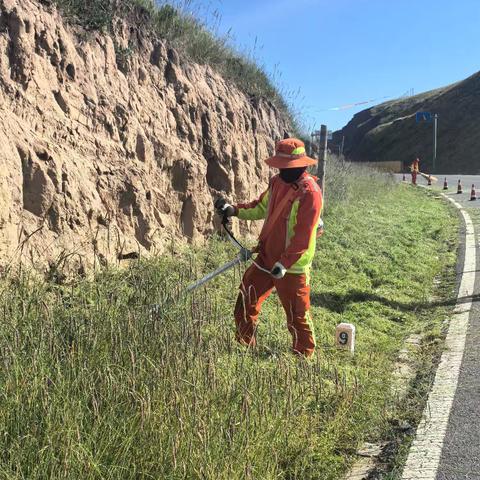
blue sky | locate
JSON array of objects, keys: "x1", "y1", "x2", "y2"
[{"x1": 192, "y1": 0, "x2": 480, "y2": 132}]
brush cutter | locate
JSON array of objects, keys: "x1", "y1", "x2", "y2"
[
  {"x1": 186, "y1": 215, "x2": 256, "y2": 292},
  {"x1": 186, "y1": 205, "x2": 278, "y2": 292},
  {"x1": 418, "y1": 172, "x2": 438, "y2": 182},
  {"x1": 186, "y1": 246, "x2": 251, "y2": 292},
  {"x1": 150, "y1": 216, "x2": 259, "y2": 314}
]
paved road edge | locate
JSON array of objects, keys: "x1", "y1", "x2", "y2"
[{"x1": 401, "y1": 196, "x2": 476, "y2": 479}]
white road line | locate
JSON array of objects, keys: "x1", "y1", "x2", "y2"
[
  {"x1": 401, "y1": 197, "x2": 476, "y2": 480},
  {"x1": 402, "y1": 195, "x2": 477, "y2": 480}
]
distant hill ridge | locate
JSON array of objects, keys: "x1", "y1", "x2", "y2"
[{"x1": 333, "y1": 71, "x2": 480, "y2": 173}]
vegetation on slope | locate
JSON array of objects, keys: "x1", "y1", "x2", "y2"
[
  {"x1": 52, "y1": 0, "x2": 298, "y2": 128},
  {"x1": 0, "y1": 166, "x2": 459, "y2": 479}
]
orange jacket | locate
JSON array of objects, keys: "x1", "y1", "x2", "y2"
[{"x1": 234, "y1": 173, "x2": 322, "y2": 272}]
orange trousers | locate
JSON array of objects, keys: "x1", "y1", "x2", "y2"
[{"x1": 234, "y1": 265, "x2": 316, "y2": 357}]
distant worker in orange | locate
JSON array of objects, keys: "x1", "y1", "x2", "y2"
[
  {"x1": 215, "y1": 138, "x2": 323, "y2": 357},
  {"x1": 410, "y1": 157, "x2": 420, "y2": 185}
]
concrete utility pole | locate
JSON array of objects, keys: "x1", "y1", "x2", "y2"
[
  {"x1": 317, "y1": 124, "x2": 328, "y2": 195},
  {"x1": 433, "y1": 114, "x2": 438, "y2": 172}
]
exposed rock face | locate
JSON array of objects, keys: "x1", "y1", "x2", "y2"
[
  {"x1": 333, "y1": 71, "x2": 480, "y2": 173},
  {"x1": 0, "y1": 0, "x2": 288, "y2": 272}
]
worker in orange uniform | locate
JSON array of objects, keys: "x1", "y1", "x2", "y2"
[
  {"x1": 410, "y1": 158, "x2": 420, "y2": 185},
  {"x1": 215, "y1": 138, "x2": 323, "y2": 357}
]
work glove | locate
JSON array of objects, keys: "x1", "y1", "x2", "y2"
[
  {"x1": 317, "y1": 218, "x2": 325, "y2": 237},
  {"x1": 214, "y1": 197, "x2": 236, "y2": 218},
  {"x1": 271, "y1": 262, "x2": 287, "y2": 279}
]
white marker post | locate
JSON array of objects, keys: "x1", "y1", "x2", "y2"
[{"x1": 335, "y1": 323, "x2": 355, "y2": 353}]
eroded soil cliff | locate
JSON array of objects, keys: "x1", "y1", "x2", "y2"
[{"x1": 0, "y1": 0, "x2": 288, "y2": 272}]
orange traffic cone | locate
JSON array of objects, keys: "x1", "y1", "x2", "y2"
[
  {"x1": 427, "y1": 175, "x2": 432, "y2": 186},
  {"x1": 457, "y1": 180, "x2": 463, "y2": 194},
  {"x1": 443, "y1": 177, "x2": 448, "y2": 190},
  {"x1": 470, "y1": 185, "x2": 477, "y2": 201}
]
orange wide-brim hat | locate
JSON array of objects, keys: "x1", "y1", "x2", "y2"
[{"x1": 265, "y1": 138, "x2": 317, "y2": 169}]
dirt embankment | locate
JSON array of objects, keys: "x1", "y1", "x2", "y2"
[{"x1": 0, "y1": 0, "x2": 288, "y2": 273}]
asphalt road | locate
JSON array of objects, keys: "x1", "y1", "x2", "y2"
[
  {"x1": 398, "y1": 174, "x2": 480, "y2": 479},
  {"x1": 396, "y1": 174, "x2": 480, "y2": 196},
  {"x1": 436, "y1": 181, "x2": 480, "y2": 480}
]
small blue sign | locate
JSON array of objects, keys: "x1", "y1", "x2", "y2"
[{"x1": 416, "y1": 111, "x2": 432, "y2": 123}]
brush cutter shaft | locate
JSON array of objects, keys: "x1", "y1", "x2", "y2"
[
  {"x1": 419, "y1": 172, "x2": 438, "y2": 182},
  {"x1": 186, "y1": 217, "x2": 261, "y2": 292},
  {"x1": 222, "y1": 220, "x2": 271, "y2": 274},
  {"x1": 151, "y1": 255, "x2": 244, "y2": 313},
  {"x1": 186, "y1": 252, "x2": 249, "y2": 292}
]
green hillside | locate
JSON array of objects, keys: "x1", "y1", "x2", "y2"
[{"x1": 333, "y1": 71, "x2": 480, "y2": 173}]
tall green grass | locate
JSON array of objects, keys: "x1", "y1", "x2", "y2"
[{"x1": 0, "y1": 170, "x2": 459, "y2": 478}]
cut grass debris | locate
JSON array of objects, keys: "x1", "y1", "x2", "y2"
[{"x1": 0, "y1": 180, "x2": 459, "y2": 479}]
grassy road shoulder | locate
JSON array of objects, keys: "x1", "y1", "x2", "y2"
[{"x1": 0, "y1": 182, "x2": 458, "y2": 479}]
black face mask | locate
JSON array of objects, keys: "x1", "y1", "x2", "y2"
[{"x1": 279, "y1": 167, "x2": 307, "y2": 183}]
